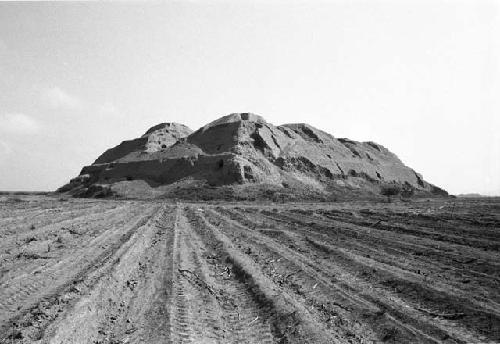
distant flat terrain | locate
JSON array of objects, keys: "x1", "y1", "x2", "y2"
[{"x1": 0, "y1": 196, "x2": 499, "y2": 343}]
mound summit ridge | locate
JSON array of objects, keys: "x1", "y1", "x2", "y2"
[{"x1": 59, "y1": 113, "x2": 447, "y2": 200}]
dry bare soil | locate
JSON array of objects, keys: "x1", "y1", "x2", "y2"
[{"x1": 0, "y1": 196, "x2": 499, "y2": 343}]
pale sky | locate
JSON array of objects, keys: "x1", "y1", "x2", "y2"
[{"x1": 0, "y1": 1, "x2": 499, "y2": 195}]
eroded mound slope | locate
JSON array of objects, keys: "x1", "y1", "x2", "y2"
[{"x1": 59, "y1": 113, "x2": 447, "y2": 199}]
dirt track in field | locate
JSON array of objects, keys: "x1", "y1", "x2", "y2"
[{"x1": 0, "y1": 196, "x2": 499, "y2": 343}]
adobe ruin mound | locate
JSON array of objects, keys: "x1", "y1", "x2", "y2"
[{"x1": 58, "y1": 113, "x2": 447, "y2": 200}]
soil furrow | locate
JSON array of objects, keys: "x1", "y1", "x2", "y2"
[
  {"x1": 210, "y1": 207, "x2": 476, "y2": 343},
  {"x1": 2, "y1": 197, "x2": 498, "y2": 343},
  {"x1": 236, "y1": 207, "x2": 500, "y2": 312},
  {"x1": 187, "y1": 206, "x2": 344, "y2": 344},
  {"x1": 217, "y1": 205, "x2": 500, "y2": 343},
  {"x1": 0, "y1": 204, "x2": 161, "y2": 342}
]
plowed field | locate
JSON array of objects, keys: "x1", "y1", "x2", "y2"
[{"x1": 1, "y1": 196, "x2": 499, "y2": 343}]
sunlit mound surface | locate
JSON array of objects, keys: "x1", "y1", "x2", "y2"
[{"x1": 58, "y1": 113, "x2": 447, "y2": 200}]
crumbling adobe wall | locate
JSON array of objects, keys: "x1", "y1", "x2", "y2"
[{"x1": 75, "y1": 153, "x2": 247, "y2": 189}]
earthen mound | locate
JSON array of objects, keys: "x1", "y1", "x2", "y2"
[{"x1": 58, "y1": 113, "x2": 447, "y2": 200}]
